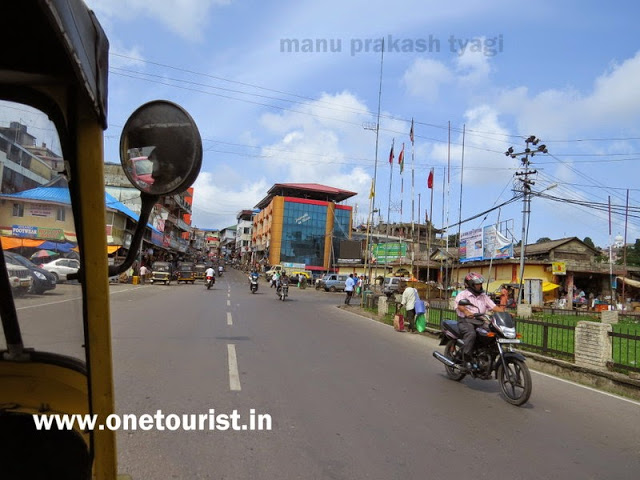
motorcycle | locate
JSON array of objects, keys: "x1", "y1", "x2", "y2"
[
  {"x1": 276, "y1": 280, "x2": 289, "y2": 301},
  {"x1": 250, "y1": 275, "x2": 259, "y2": 294},
  {"x1": 432, "y1": 299, "x2": 532, "y2": 406},
  {"x1": 206, "y1": 275, "x2": 215, "y2": 290}
]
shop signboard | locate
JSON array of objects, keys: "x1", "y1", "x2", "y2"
[{"x1": 370, "y1": 242, "x2": 407, "y2": 264}]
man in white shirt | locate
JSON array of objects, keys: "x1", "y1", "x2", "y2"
[
  {"x1": 401, "y1": 282, "x2": 419, "y2": 333},
  {"x1": 344, "y1": 274, "x2": 356, "y2": 305}
]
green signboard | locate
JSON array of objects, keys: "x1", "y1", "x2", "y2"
[{"x1": 370, "y1": 242, "x2": 407, "y2": 264}]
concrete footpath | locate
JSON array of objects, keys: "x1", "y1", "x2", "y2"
[{"x1": 338, "y1": 303, "x2": 640, "y2": 402}]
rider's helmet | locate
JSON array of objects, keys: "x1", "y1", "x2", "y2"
[{"x1": 464, "y1": 272, "x2": 485, "y2": 294}]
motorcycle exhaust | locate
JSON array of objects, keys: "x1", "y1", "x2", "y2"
[{"x1": 432, "y1": 351, "x2": 458, "y2": 368}]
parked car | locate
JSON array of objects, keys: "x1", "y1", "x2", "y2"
[
  {"x1": 382, "y1": 276, "x2": 409, "y2": 297},
  {"x1": 40, "y1": 257, "x2": 80, "y2": 282},
  {"x1": 7, "y1": 263, "x2": 32, "y2": 295},
  {"x1": 321, "y1": 273, "x2": 349, "y2": 292},
  {"x1": 4, "y1": 251, "x2": 57, "y2": 294}
]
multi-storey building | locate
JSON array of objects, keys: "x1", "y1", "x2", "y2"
[
  {"x1": 104, "y1": 162, "x2": 194, "y2": 257},
  {"x1": 235, "y1": 210, "x2": 254, "y2": 264},
  {"x1": 252, "y1": 183, "x2": 355, "y2": 273}
]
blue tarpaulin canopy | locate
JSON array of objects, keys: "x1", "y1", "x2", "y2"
[{"x1": 38, "y1": 241, "x2": 76, "y2": 252}]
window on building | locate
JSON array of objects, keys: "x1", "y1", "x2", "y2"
[
  {"x1": 12, "y1": 203, "x2": 24, "y2": 217},
  {"x1": 57, "y1": 207, "x2": 66, "y2": 221}
]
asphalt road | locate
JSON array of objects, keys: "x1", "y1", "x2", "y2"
[{"x1": 12, "y1": 272, "x2": 640, "y2": 479}]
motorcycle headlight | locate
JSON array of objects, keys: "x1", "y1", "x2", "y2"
[{"x1": 499, "y1": 325, "x2": 517, "y2": 339}]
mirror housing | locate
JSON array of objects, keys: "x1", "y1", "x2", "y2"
[
  {"x1": 108, "y1": 101, "x2": 202, "y2": 277},
  {"x1": 458, "y1": 299, "x2": 472, "y2": 306}
]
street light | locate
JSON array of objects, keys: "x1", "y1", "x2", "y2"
[{"x1": 507, "y1": 136, "x2": 550, "y2": 305}]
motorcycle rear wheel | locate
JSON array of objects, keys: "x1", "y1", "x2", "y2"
[
  {"x1": 444, "y1": 339, "x2": 466, "y2": 381},
  {"x1": 497, "y1": 358, "x2": 532, "y2": 406}
]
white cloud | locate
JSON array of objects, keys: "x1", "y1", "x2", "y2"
[
  {"x1": 402, "y1": 59, "x2": 453, "y2": 102},
  {"x1": 85, "y1": 0, "x2": 231, "y2": 41},
  {"x1": 497, "y1": 50, "x2": 640, "y2": 139},
  {"x1": 402, "y1": 47, "x2": 492, "y2": 102}
]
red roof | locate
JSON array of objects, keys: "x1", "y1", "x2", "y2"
[{"x1": 255, "y1": 183, "x2": 357, "y2": 209}]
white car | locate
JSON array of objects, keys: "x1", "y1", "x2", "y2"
[
  {"x1": 7, "y1": 264, "x2": 32, "y2": 295},
  {"x1": 40, "y1": 258, "x2": 80, "y2": 282}
]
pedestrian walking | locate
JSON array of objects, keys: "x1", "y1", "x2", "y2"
[
  {"x1": 401, "y1": 281, "x2": 419, "y2": 332},
  {"x1": 344, "y1": 273, "x2": 356, "y2": 305},
  {"x1": 139, "y1": 264, "x2": 148, "y2": 285}
]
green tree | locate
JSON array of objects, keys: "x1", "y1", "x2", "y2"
[
  {"x1": 536, "y1": 237, "x2": 552, "y2": 243},
  {"x1": 583, "y1": 237, "x2": 596, "y2": 249},
  {"x1": 625, "y1": 239, "x2": 640, "y2": 266}
]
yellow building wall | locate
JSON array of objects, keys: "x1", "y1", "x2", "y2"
[
  {"x1": 454, "y1": 263, "x2": 553, "y2": 285},
  {"x1": 324, "y1": 202, "x2": 335, "y2": 271},
  {"x1": 269, "y1": 197, "x2": 284, "y2": 266},
  {"x1": 0, "y1": 200, "x2": 75, "y2": 241}
]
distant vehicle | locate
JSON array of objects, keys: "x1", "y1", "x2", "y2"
[
  {"x1": 265, "y1": 264, "x2": 283, "y2": 281},
  {"x1": 321, "y1": 274, "x2": 349, "y2": 292},
  {"x1": 176, "y1": 264, "x2": 196, "y2": 284},
  {"x1": 4, "y1": 251, "x2": 57, "y2": 294},
  {"x1": 193, "y1": 263, "x2": 207, "y2": 280},
  {"x1": 150, "y1": 261, "x2": 173, "y2": 285},
  {"x1": 290, "y1": 270, "x2": 311, "y2": 281},
  {"x1": 40, "y1": 257, "x2": 80, "y2": 282},
  {"x1": 382, "y1": 277, "x2": 409, "y2": 297}
]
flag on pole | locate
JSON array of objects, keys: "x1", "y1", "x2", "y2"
[
  {"x1": 398, "y1": 143, "x2": 405, "y2": 173},
  {"x1": 388, "y1": 140, "x2": 394, "y2": 164},
  {"x1": 369, "y1": 177, "x2": 375, "y2": 199},
  {"x1": 409, "y1": 118, "x2": 414, "y2": 145},
  {"x1": 427, "y1": 168, "x2": 434, "y2": 189}
]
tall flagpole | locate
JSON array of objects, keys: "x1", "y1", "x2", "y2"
[
  {"x1": 410, "y1": 119, "x2": 415, "y2": 279},
  {"x1": 386, "y1": 139, "x2": 394, "y2": 239},
  {"x1": 427, "y1": 167, "x2": 434, "y2": 300}
]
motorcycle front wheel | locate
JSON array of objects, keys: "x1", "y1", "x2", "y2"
[
  {"x1": 497, "y1": 358, "x2": 532, "y2": 406},
  {"x1": 444, "y1": 339, "x2": 466, "y2": 381}
]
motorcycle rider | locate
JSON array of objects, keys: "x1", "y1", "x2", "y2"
[
  {"x1": 205, "y1": 266, "x2": 215, "y2": 286},
  {"x1": 249, "y1": 269, "x2": 259, "y2": 290},
  {"x1": 455, "y1": 272, "x2": 503, "y2": 372}
]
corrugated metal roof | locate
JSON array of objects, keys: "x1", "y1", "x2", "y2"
[{"x1": 0, "y1": 186, "x2": 160, "y2": 234}]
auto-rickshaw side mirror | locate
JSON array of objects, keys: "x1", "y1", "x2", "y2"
[{"x1": 106, "y1": 100, "x2": 203, "y2": 277}]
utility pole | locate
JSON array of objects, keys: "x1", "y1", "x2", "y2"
[{"x1": 506, "y1": 136, "x2": 548, "y2": 305}]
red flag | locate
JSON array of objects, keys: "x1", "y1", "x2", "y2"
[
  {"x1": 410, "y1": 118, "x2": 414, "y2": 144},
  {"x1": 398, "y1": 143, "x2": 405, "y2": 173},
  {"x1": 388, "y1": 141, "x2": 394, "y2": 164},
  {"x1": 427, "y1": 168, "x2": 434, "y2": 189}
]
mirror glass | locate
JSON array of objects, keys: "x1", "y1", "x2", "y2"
[{"x1": 119, "y1": 100, "x2": 202, "y2": 196}]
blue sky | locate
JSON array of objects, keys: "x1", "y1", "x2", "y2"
[{"x1": 17, "y1": 1, "x2": 640, "y2": 248}]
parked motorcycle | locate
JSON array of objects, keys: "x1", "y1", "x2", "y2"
[
  {"x1": 206, "y1": 275, "x2": 215, "y2": 290},
  {"x1": 432, "y1": 299, "x2": 532, "y2": 406},
  {"x1": 276, "y1": 280, "x2": 289, "y2": 301},
  {"x1": 250, "y1": 275, "x2": 259, "y2": 293}
]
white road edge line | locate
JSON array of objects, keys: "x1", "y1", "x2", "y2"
[
  {"x1": 227, "y1": 344, "x2": 241, "y2": 391},
  {"x1": 531, "y1": 370, "x2": 640, "y2": 406},
  {"x1": 227, "y1": 312, "x2": 233, "y2": 326},
  {"x1": 339, "y1": 306, "x2": 640, "y2": 405},
  {"x1": 16, "y1": 286, "x2": 146, "y2": 310},
  {"x1": 227, "y1": 300, "x2": 231, "y2": 307}
]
